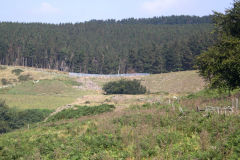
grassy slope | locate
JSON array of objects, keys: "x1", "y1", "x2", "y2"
[
  {"x1": 142, "y1": 70, "x2": 205, "y2": 94},
  {"x1": 0, "y1": 102, "x2": 239, "y2": 159},
  {"x1": 3, "y1": 66, "x2": 240, "y2": 159},
  {"x1": 0, "y1": 65, "x2": 205, "y2": 110},
  {"x1": 0, "y1": 65, "x2": 93, "y2": 110}
]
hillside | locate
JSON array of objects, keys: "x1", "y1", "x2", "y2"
[
  {"x1": 0, "y1": 16, "x2": 215, "y2": 74},
  {"x1": 0, "y1": 65, "x2": 205, "y2": 109},
  {"x1": 0, "y1": 66, "x2": 240, "y2": 159},
  {"x1": 1, "y1": 0, "x2": 240, "y2": 158}
]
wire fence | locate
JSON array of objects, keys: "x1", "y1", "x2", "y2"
[{"x1": 69, "y1": 72, "x2": 150, "y2": 77}]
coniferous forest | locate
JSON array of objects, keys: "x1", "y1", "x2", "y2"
[{"x1": 0, "y1": 15, "x2": 215, "y2": 74}]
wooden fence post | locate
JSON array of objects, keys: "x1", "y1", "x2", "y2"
[{"x1": 236, "y1": 98, "x2": 238, "y2": 110}]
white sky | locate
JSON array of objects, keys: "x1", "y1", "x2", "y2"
[{"x1": 0, "y1": 0, "x2": 233, "y2": 23}]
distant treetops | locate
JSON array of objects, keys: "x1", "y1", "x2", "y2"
[{"x1": 0, "y1": 15, "x2": 215, "y2": 74}]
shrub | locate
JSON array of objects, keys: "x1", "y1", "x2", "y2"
[
  {"x1": 12, "y1": 69, "x2": 24, "y2": 75},
  {"x1": 0, "y1": 99, "x2": 52, "y2": 133},
  {"x1": 1, "y1": 78, "x2": 11, "y2": 85},
  {"x1": 103, "y1": 79, "x2": 146, "y2": 95},
  {"x1": 18, "y1": 74, "x2": 32, "y2": 81},
  {"x1": 18, "y1": 109, "x2": 52, "y2": 124},
  {"x1": 0, "y1": 121, "x2": 10, "y2": 133}
]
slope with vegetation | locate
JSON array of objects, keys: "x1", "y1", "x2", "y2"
[
  {"x1": 0, "y1": 93, "x2": 239, "y2": 159},
  {"x1": 0, "y1": 65, "x2": 92, "y2": 110},
  {"x1": 0, "y1": 64, "x2": 239, "y2": 159},
  {"x1": 0, "y1": 1, "x2": 240, "y2": 159}
]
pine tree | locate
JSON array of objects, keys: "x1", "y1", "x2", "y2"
[{"x1": 196, "y1": 0, "x2": 240, "y2": 92}]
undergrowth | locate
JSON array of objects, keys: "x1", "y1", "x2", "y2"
[
  {"x1": 48, "y1": 104, "x2": 115, "y2": 122},
  {"x1": 0, "y1": 102, "x2": 239, "y2": 159},
  {"x1": 0, "y1": 100, "x2": 52, "y2": 133}
]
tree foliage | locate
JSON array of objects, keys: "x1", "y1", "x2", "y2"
[
  {"x1": 0, "y1": 16, "x2": 215, "y2": 74},
  {"x1": 196, "y1": 0, "x2": 240, "y2": 91}
]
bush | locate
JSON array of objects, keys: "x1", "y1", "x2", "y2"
[
  {"x1": 0, "y1": 121, "x2": 10, "y2": 133},
  {"x1": 18, "y1": 109, "x2": 52, "y2": 124},
  {"x1": 12, "y1": 69, "x2": 24, "y2": 75},
  {"x1": 18, "y1": 74, "x2": 32, "y2": 81},
  {"x1": 0, "y1": 99, "x2": 52, "y2": 133},
  {"x1": 1, "y1": 78, "x2": 11, "y2": 85},
  {"x1": 103, "y1": 79, "x2": 146, "y2": 95}
]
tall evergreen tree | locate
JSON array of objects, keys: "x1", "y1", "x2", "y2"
[{"x1": 197, "y1": 0, "x2": 240, "y2": 92}]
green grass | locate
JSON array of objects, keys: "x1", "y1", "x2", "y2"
[
  {"x1": 0, "y1": 94, "x2": 76, "y2": 110},
  {"x1": 0, "y1": 79, "x2": 93, "y2": 110},
  {"x1": 5, "y1": 80, "x2": 73, "y2": 95}
]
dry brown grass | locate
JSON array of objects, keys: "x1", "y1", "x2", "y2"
[
  {"x1": 0, "y1": 65, "x2": 67, "y2": 86},
  {"x1": 142, "y1": 70, "x2": 205, "y2": 94},
  {"x1": 67, "y1": 70, "x2": 205, "y2": 112},
  {"x1": 179, "y1": 95, "x2": 235, "y2": 110},
  {"x1": 77, "y1": 70, "x2": 205, "y2": 95}
]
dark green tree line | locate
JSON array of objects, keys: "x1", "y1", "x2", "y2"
[{"x1": 0, "y1": 16, "x2": 215, "y2": 74}]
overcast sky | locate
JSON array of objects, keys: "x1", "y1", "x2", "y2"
[{"x1": 0, "y1": 0, "x2": 233, "y2": 23}]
